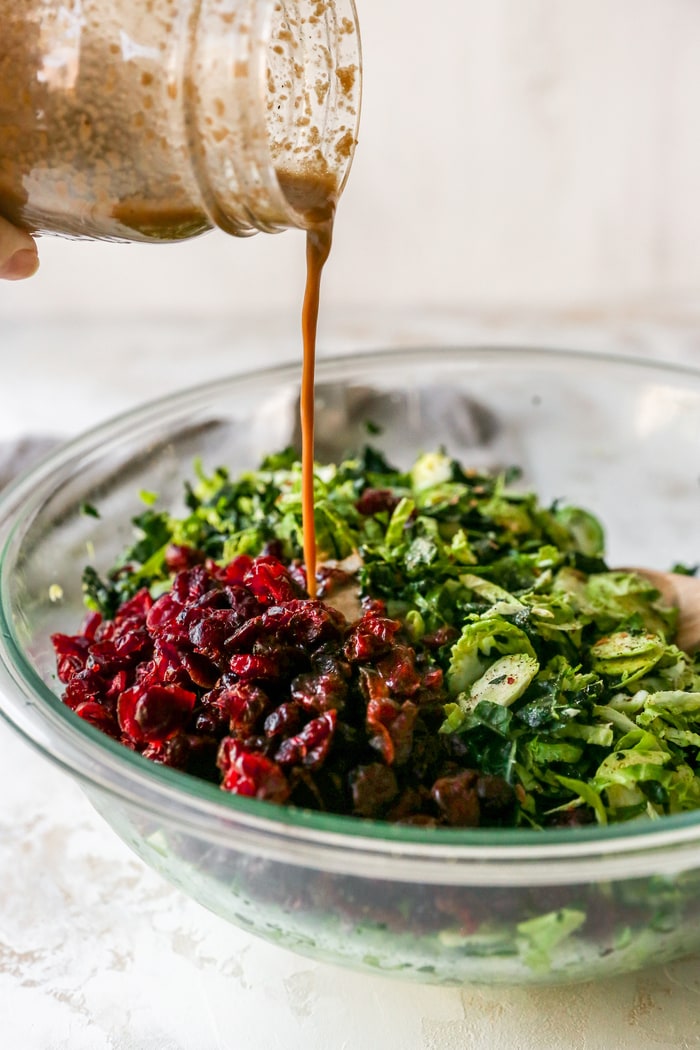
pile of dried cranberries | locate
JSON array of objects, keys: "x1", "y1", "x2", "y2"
[{"x1": 52, "y1": 554, "x2": 516, "y2": 826}]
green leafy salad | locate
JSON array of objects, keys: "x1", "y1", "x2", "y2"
[{"x1": 79, "y1": 444, "x2": 700, "y2": 830}]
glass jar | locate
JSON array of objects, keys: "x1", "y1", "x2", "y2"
[{"x1": 0, "y1": 0, "x2": 361, "y2": 242}]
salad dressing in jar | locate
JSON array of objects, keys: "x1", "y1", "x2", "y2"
[
  {"x1": 0, "y1": 0, "x2": 360, "y2": 241},
  {"x1": 0, "y1": 0, "x2": 362, "y2": 594}
]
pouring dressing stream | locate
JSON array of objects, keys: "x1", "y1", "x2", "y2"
[{"x1": 278, "y1": 168, "x2": 340, "y2": 600}]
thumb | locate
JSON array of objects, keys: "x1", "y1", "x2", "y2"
[{"x1": 0, "y1": 215, "x2": 39, "y2": 280}]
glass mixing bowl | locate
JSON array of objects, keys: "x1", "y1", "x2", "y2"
[{"x1": 2, "y1": 346, "x2": 700, "y2": 986}]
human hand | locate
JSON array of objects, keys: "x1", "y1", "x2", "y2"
[{"x1": 0, "y1": 215, "x2": 39, "y2": 280}]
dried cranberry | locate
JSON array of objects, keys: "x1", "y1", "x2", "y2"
[
  {"x1": 86, "y1": 640, "x2": 125, "y2": 676},
  {"x1": 385, "y1": 786, "x2": 431, "y2": 823},
  {"x1": 74, "y1": 701, "x2": 119, "y2": 737},
  {"x1": 361, "y1": 596, "x2": 387, "y2": 616},
  {"x1": 218, "y1": 738, "x2": 290, "y2": 802},
  {"x1": 290, "y1": 670, "x2": 348, "y2": 714},
  {"x1": 172, "y1": 566, "x2": 215, "y2": 604},
  {"x1": 229, "y1": 653, "x2": 284, "y2": 681},
  {"x1": 262, "y1": 539, "x2": 285, "y2": 560},
  {"x1": 546, "y1": 806, "x2": 595, "y2": 828},
  {"x1": 143, "y1": 732, "x2": 218, "y2": 778},
  {"x1": 106, "y1": 669, "x2": 130, "y2": 701},
  {"x1": 146, "y1": 593, "x2": 183, "y2": 633},
  {"x1": 356, "y1": 488, "x2": 400, "y2": 517},
  {"x1": 118, "y1": 683, "x2": 196, "y2": 745},
  {"x1": 165, "y1": 544, "x2": 205, "y2": 574},
  {"x1": 264, "y1": 701, "x2": 303, "y2": 740},
  {"x1": 94, "y1": 619, "x2": 116, "y2": 643},
  {"x1": 63, "y1": 668, "x2": 106, "y2": 709},
  {"x1": 476, "y1": 774, "x2": 516, "y2": 823},
  {"x1": 179, "y1": 650, "x2": 220, "y2": 689},
  {"x1": 220, "y1": 555, "x2": 254, "y2": 586},
  {"x1": 223, "y1": 584, "x2": 263, "y2": 622},
  {"x1": 51, "y1": 633, "x2": 91, "y2": 683},
  {"x1": 431, "y1": 771, "x2": 481, "y2": 827},
  {"x1": 275, "y1": 711, "x2": 337, "y2": 771},
  {"x1": 360, "y1": 667, "x2": 390, "y2": 703},
  {"x1": 344, "y1": 615, "x2": 400, "y2": 662},
  {"x1": 180, "y1": 588, "x2": 231, "y2": 623},
  {"x1": 80, "y1": 611, "x2": 103, "y2": 642},
  {"x1": 398, "y1": 814, "x2": 439, "y2": 827},
  {"x1": 243, "y1": 558, "x2": 301, "y2": 605},
  {"x1": 114, "y1": 627, "x2": 152, "y2": 660},
  {"x1": 375, "y1": 645, "x2": 422, "y2": 696},
  {"x1": 422, "y1": 625, "x2": 459, "y2": 650},
  {"x1": 142, "y1": 732, "x2": 189, "y2": 770},
  {"x1": 224, "y1": 681, "x2": 272, "y2": 733},
  {"x1": 194, "y1": 709, "x2": 224, "y2": 737},
  {"x1": 350, "y1": 763, "x2": 399, "y2": 818},
  {"x1": 186, "y1": 608, "x2": 233, "y2": 658},
  {"x1": 310, "y1": 645, "x2": 351, "y2": 678},
  {"x1": 227, "y1": 601, "x2": 345, "y2": 654},
  {"x1": 366, "y1": 693, "x2": 418, "y2": 766},
  {"x1": 421, "y1": 667, "x2": 444, "y2": 693},
  {"x1": 287, "y1": 561, "x2": 310, "y2": 594},
  {"x1": 150, "y1": 639, "x2": 189, "y2": 685},
  {"x1": 114, "y1": 588, "x2": 153, "y2": 625},
  {"x1": 225, "y1": 610, "x2": 291, "y2": 652}
]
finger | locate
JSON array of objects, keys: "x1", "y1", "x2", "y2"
[{"x1": 0, "y1": 215, "x2": 39, "y2": 280}]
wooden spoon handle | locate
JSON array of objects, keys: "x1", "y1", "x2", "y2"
[
  {"x1": 623, "y1": 568, "x2": 700, "y2": 654},
  {"x1": 667, "y1": 574, "x2": 700, "y2": 654}
]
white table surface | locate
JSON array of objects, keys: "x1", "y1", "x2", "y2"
[{"x1": 3, "y1": 309, "x2": 700, "y2": 1050}]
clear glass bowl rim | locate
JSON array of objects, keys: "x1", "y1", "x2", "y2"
[{"x1": 3, "y1": 345, "x2": 700, "y2": 875}]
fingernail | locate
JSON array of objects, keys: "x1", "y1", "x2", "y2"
[{"x1": 0, "y1": 249, "x2": 40, "y2": 280}]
